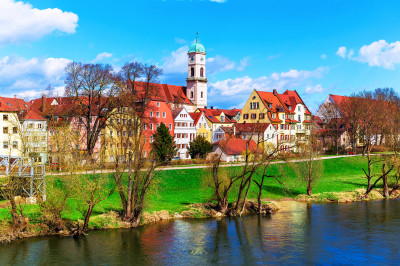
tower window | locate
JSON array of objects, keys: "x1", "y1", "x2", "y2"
[
  {"x1": 191, "y1": 67, "x2": 195, "y2": 77},
  {"x1": 200, "y1": 67, "x2": 204, "y2": 77},
  {"x1": 190, "y1": 91, "x2": 194, "y2": 98},
  {"x1": 201, "y1": 92, "x2": 204, "y2": 98}
]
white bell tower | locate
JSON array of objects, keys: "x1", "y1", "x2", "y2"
[{"x1": 186, "y1": 33, "x2": 207, "y2": 109}]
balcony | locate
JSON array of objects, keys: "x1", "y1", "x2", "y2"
[
  {"x1": 296, "y1": 128, "x2": 306, "y2": 134},
  {"x1": 186, "y1": 77, "x2": 208, "y2": 82}
]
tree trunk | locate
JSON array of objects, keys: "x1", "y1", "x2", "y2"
[
  {"x1": 126, "y1": 155, "x2": 133, "y2": 220},
  {"x1": 307, "y1": 181, "x2": 312, "y2": 196},
  {"x1": 382, "y1": 164, "x2": 389, "y2": 197},
  {"x1": 83, "y1": 204, "x2": 94, "y2": 232}
]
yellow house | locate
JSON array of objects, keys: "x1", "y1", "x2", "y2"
[
  {"x1": 189, "y1": 112, "x2": 211, "y2": 142},
  {"x1": 195, "y1": 108, "x2": 234, "y2": 142},
  {"x1": 101, "y1": 106, "x2": 135, "y2": 163},
  {"x1": 238, "y1": 89, "x2": 312, "y2": 151}
]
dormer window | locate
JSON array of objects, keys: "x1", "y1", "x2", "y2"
[
  {"x1": 272, "y1": 113, "x2": 276, "y2": 119},
  {"x1": 268, "y1": 103, "x2": 272, "y2": 109},
  {"x1": 288, "y1": 106, "x2": 292, "y2": 110}
]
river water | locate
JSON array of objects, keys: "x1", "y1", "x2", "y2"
[{"x1": 1, "y1": 200, "x2": 400, "y2": 265}]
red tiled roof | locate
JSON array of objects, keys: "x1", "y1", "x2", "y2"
[
  {"x1": 234, "y1": 123, "x2": 270, "y2": 133},
  {"x1": 172, "y1": 108, "x2": 183, "y2": 119},
  {"x1": 198, "y1": 108, "x2": 232, "y2": 123},
  {"x1": 189, "y1": 112, "x2": 202, "y2": 125},
  {"x1": 131, "y1": 81, "x2": 192, "y2": 105},
  {"x1": 214, "y1": 139, "x2": 259, "y2": 155},
  {"x1": 0, "y1": 97, "x2": 29, "y2": 112},
  {"x1": 20, "y1": 109, "x2": 46, "y2": 121}
]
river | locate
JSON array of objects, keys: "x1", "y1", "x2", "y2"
[{"x1": 1, "y1": 200, "x2": 400, "y2": 265}]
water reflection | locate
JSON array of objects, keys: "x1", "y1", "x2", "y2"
[{"x1": 2, "y1": 200, "x2": 400, "y2": 265}]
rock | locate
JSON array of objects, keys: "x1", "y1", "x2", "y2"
[
  {"x1": 157, "y1": 211, "x2": 170, "y2": 220},
  {"x1": 213, "y1": 212, "x2": 223, "y2": 217},
  {"x1": 174, "y1": 212, "x2": 183, "y2": 218}
]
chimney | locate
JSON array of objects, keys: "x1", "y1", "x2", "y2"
[
  {"x1": 42, "y1": 94, "x2": 46, "y2": 112},
  {"x1": 14, "y1": 95, "x2": 17, "y2": 99},
  {"x1": 211, "y1": 106, "x2": 214, "y2": 109}
]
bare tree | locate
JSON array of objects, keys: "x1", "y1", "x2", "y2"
[
  {"x1": 65, "y1": 62, "x2": 119, "y2": 157},
  {"x1": 109, "y1": 62, "x2": 164, "y2": 226}
]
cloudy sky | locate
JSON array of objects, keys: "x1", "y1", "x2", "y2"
[{"x1": 1, "y1": 0, "x2": 400, "y2": 112}]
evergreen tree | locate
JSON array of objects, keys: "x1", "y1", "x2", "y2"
[
  {"x1": 152, "y1": 123, "x2": 177, "y2": 163},
  {"x1": 188, "y1": 135, "x2": 213, "y2": 159}
]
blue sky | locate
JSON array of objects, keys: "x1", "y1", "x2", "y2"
[{"x1": 1, "y1": 0, "x2": 400, "y2": 112}]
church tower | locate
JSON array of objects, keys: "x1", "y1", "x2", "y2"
[{"x1": 186, "y1": 34, "x2": 207, "y2": 109}]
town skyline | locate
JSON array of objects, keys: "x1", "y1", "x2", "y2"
[{"x1": 2, "y1": 0, "x2": 400, "y2": 112}]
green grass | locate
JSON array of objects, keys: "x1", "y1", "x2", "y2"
[{"x1": 0, "y1": 156, "x2": 385, "y2": 223}]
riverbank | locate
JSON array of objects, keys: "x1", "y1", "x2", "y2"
[{"x1": 0, "y1": 156, "x2": 394, "y2": 243}]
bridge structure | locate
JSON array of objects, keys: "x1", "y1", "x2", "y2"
[{"x1": 0, "y1": 156, "x2": 46, "y2": 202}]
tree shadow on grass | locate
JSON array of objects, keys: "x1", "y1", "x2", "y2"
[{"x1": 262, "y1": 184, "x2": 303, "y2": 198}]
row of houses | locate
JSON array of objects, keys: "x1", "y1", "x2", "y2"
[{"x1": 0, "y1": 38, "x2": 320, "y2": 163}]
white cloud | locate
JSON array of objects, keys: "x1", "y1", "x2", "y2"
[
  {"x1": 210, "y1": 67, "x2": 327, "y2": 97},
  {"x1": 321, "y1": 54, "x2": 327, "y2": 60},
  {"x1": 237, "y1": 57, "x2": 250, "y2": 71},
  {"x1": 305, "y1": 84, "x2": 324, "y2": 94},
  {"x1": 92, "y1": 52, "x2": 113, "y2": 63},
  {"x1": 0, "y1": 55, "x2": 71, "y2": 97},
  {"x1": 210, "y1": 0, "x2": 226, "y2": 3},
  {"x1": 161, "y1": 46, "x2": 188, "y2": 74},
  {"x1": 335, "y1": 40, "x2": 400, "y2": 69},
  {"x1": 0, "y1": 0, "x2": 78, "y2": 45},
  {"x1": 356, "y1": 40, "x2": 400, "y2": 69},
  {"x1": 207, "y1": 55, "x2": 236, "y2": 74},
  {"x1": 336, "y1": 46, "x2": 347, "y2": 58}
]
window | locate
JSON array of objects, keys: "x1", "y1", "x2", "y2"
[
  {"x1": 272, "y1": 113, "x2": 276, "y2": 119},
  {"x1": 3, "y1": 141, "x2": 8, "y2": 149},
  {"x1": 110, "y1": 119, "x2": 113, "y2": 125},
  {"x1": 243, "y1": 114, "x2": 249, "y2": 119},
  {"x1": 288, "y1": 106, "x2": 292, "y2": 110},
  {"x1": 3, "y1": 115, "x2": 8, "y2": 121},
  {"x1": 123, "y1": 131, "x2": 127, "y2": 137},
  {"x1": 12, "y1": 127, "x2": 17, "y2": 134},
  {"x1": 156, "y1": 112, "x2": 160, "y2": 118},
  {"x1": 156, "y1": 102, "x2": 160, "y2": 107},
  {"x1": 163, "y1": 112, "x2": 166, "y2": 118},
  {"x1": 298, "y1": 115, "x2": 301, "y2": 122},
  {"x1": 29, "y1": 123, "x2": 33, "y2": 129},
  {"x1": 150, "y1": 136, "x2": 153, "y2": 143},
  {"x1": 3, "y1": 127, "x2": 8, "y2": 134},
  {"x1": 33, "y1": 136, "x2": 38, "y2": 142},
  {"x1": 150, "y1": 111, "x2": 153, "y2": 117},
  {"x1": 110, "y1": 131, "x2": 114, "y2": 137},
  {"x1": 280, "y1": 124, "x2": 284, "y2": 130},
  {"x1": 12, "y1": 141, "x2": 17, "y2": 149},
  {"x1": 268, "y1": 103, "x2": 272, "y2": 109},
  {"x1": 298, "y1": 106, "x2": 301, "y2": 111},
  {"x1": 169, "y1": 124, "x2": 172, "y2": 130},
  {"x1": 251, "y1": 114, "x2": 256, "y2": 119},
  {"x1": 191, "y1": 67, "x2": 195, "y2": 77},
  {"x1": 144, "y1": 124, "x2": 147, "y2": 130},
  {"x1": 200, "y1": 67, "x2": 204, "y2": 77},
  {"x1": 199, "y1": 123, "x2": 202, "y2": 128},
  {"x1": 201, "y1": 92, "x2": 204, "y2": 98},
  {"x1": 150, "y1": 124, "x2": 153, "y2": 130},
  {"x1": 157, "y1": 124, "x2": 160, "y2": 129},
  {"x1": 191, "y1": 91, "x2": 194, "y2": 98},
  {"x1": 259, "y1": 113, "x2": 265, "y2": 119}
]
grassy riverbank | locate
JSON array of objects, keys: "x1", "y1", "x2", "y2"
[{"x1": 0, "y1": 156, "x2": 389, "y2": 237}]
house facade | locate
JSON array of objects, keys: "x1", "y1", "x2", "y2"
[
  {"x1": 173, "y1": 108, "x2": 196, "y2": 159},
  {"x1": 238, "y1": 89, "x2": 312, "y2": 151}
]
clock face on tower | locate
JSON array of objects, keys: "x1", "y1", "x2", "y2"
[{"x1": 190, "y1": 56, "x2": 195, "y2": 62}]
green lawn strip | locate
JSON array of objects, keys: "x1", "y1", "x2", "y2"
[{"x1": 0, "y1": 156, "x2": 386, "y2": 224}]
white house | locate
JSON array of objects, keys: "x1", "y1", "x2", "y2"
[{"x1": 172, "y1": 108, "x2": 196, "y2": 159}]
